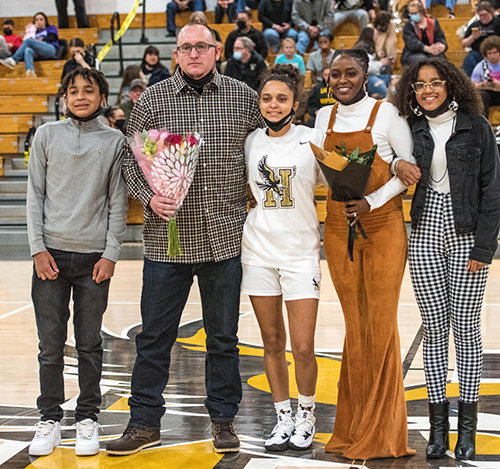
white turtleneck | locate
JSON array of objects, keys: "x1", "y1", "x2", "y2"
[
  {"x1": 426, "y1": 109, "x2": 455, "y2": 194},
  {"x1": 315, "y1": 96, "x2": 415, "y2": 211}
]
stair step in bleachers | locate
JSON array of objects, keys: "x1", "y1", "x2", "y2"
[
  {"x1": 0, "y1": 135, "x2": 18, "y2": 154},
  {"x1": 0, "y1": 78, "x2": 60, "y2": 95},
  {"x1": 0, "y1": 115, "x2": 34, "y2": 134},
  {"x1": 0, "y1": 96, "x2": 49, "y2": 114},
  {"x1": 0, "y1": 61, "x2": 64, "y2": 79}
]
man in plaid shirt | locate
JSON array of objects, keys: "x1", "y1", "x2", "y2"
[{"x1": 106, "y1": 23, "x2": 263, "y2": 456}]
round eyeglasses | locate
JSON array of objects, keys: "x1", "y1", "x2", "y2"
[{"x1": 177, "y1": 42, "x2": 217, "y2": 55}]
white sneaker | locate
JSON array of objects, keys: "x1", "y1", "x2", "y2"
[
  {"x1": 288, "y1": 407, "x2": 316, "y2": 450},
  {"x1": 265, "y1": 412, "x2": 294, "y2": 452},
  {"x1": 75, "y1": 419, "x2": 100, "y2": 456},
  {"x1": 0, "y1": 57, "x2": 16, "y2": 69},
  {"x1": 26, "y1": 69, "x2": 37, "y2": 78},
  {"x1": 29, "y1": 420, "x2": 61, "y2": 456}
]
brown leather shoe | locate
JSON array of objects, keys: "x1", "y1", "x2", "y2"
[
  {"x1": 211, "y1": 422, "x2": 240, "y2": 453},
  {"x1": 106, "y1": 426, "x2": 161, "y2": 456}
]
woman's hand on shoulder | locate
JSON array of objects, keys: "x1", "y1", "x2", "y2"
[
  {"x1": 467, "y1": 259, "x2": 487, "y2": 273},
  {"x1": 394, "y1": 159, "x2": 421, "y2": 186}
]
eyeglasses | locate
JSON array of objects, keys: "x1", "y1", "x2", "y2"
[
  {"x1": 177, "y1": 42, "x2": 216, "y2": 55},
  {"x1": 411, "y1": 80, "x2": 446, "y2": 93}
]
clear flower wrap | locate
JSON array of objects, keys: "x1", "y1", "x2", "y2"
[{"x1": 130, "y1": 129, "x2": 201, "y2": 257}]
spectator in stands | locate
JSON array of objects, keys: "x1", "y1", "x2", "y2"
[
  {"x1": 238, "y1": 0, "x2": 261, "y2": 14},
  {"x1": 373, "y1": 11, "x2": 397, "y2": 63},
  {"x1": 225, "y1": 36, "x2": 267, "y2": 90},
  {"x1": 306, "y1": 66, "x2": 336, "y2": 127},
  {"x1": 166, "y1": 0, "x2": 206, "y2": 37},
  {"x1": 55, "y1": 0, "x2": 90, "y2": 28},
  {"x1": 120, "y1": 79, "x2": 146, "y2": 126},
  {"x1": 425, "y1": 0, "x2": 455, "y2": 18},
  {"x1": 0, "y1": 12, "x2": 59, "y2": 78},
  {"x1": 291, "y1": 0, "x2": 334, "y2": 55},
  {"x1": 462, "y1": 1, "x2": 500, "y2": 77},
  {"x1": 61, "y1": 38, "x2": 95, "y2": 81},
  {"x1": 400, "y1": 0, "x2": 447, "y2": 66},
  {"x1": 471, "y1": 35, "x2": 500, "y2": 117},
  {"x1": 306, "y1": 34, "x2": 334, "y2": 84},
  {"x1": 354, "y1": 26, "x2": 392, "y2": 98},
  {"x1": 274, "y1": 37, "x2": 306, "y2": 73},
  {"x1": 116, "y1": 65, "x2": 141, "y2": 105},
  {"x1": 225, "y1": 11, "x2": 268, "y2": 59},
  {"x1": 258, "y1": 0, "x2": 297, "y2": 54},
  {"x1": 190, "y1": 12, "x2": 223, "y2": 71},
  {"x1": 332, "y1": 0, "x2": 375, "y2": 33},
  {"x1": 140, "y1": 46, "x2": 171, "y2": 87},
  {"x1": 103, "y1": 106, "x2": 126, "y2": 133},
  {"x1": 216, "y1": 0, "x2": 237, "y2": 23},
  {"x1": 1, "y1": 20, "x2": 23, "y2": 58}
]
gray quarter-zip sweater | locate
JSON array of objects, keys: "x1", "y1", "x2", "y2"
[{"x1": 27, "y1": 117, "x2": 127, "y2": 263}]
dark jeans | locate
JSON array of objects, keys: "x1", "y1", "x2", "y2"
[
  {"x1": 166, "y1": 0, "x2": 206, "y2": 34},
  {"x1": 215, "y1": 3, "x2": 237, "y2": 23},
  {"x1": 55, "y1": 0, "x2": 90, "y2": 28},
  {"x1": 32, "y1": 249, "x2": 109, "y2": 422},
  {"x1": 480, "y1": 89, "x2": 500, "y2": 118},
  {"x1": 129, "y1": 255, "x2": 242, "y2": 430}
]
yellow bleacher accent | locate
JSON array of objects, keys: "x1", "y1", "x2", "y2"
[
  {"x1": 0, "y1": 96, "x2": 49, "y2": 114},
  {"x1": 0, "y1": 115, "x2": 33, "y2": 134},
  {"x1": 0, "y1": 78, "x2": 60, "y2": 95},
  {"x1": 0, "y1": 135, "x2": 18, "y2": 154}
]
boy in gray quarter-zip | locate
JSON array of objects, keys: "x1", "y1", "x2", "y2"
[{"x1": 26, "y1": 67, "x2": 127, "y2": 458}]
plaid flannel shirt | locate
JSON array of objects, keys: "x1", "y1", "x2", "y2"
[{"x1": 123, "y1": 69, "x2": 264, "y2": 263}]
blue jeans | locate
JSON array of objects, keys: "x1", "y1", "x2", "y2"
[
  {"x1": 32, "y1": 249, "x2": 110, "y2": 423},
  {"x1": 263, "y1": 28, "x2": 299, "y2": 53},
  {"x1": 425, "y1": 0, "x2": 455, "y2": 10},
  {"x1": 463, "y1": 50, "x2": 482, "y2": 77},
  {"x1": 296, "y1": 29, "x2": 331, "y2": 55},
  {"x1": 128, "y1": 256, "x2": 243, "y2": 430},
  {"x1": 367, "y1": 73, "x2": 391, "y2": 99},
  {"x1": 166, "y1": 0, "x2": 205, "y2": 34},
  {"x1": 11, "y1": 38, "x2": 57, "y2": 71}
]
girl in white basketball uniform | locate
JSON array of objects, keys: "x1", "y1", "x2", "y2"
[{"x1": 241, "y1": 64, "x2": 325, "y2": 452}]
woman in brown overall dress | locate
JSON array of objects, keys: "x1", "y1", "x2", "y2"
[{"x1": 315, "y1": 49, "x2": 416, "y2": 460}]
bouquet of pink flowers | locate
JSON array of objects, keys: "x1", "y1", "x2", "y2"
[{"x1": 131, "y1": 129, "x2": 201, "y2": 257}]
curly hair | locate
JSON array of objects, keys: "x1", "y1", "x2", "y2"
[
  {"x1": 331, "y1": 49, "x2": 369, "y2": 74},
  {"x1": 394, "y1": 58, "x2": 483, "y2": 117},
  {"x1": 258, "y1": 63, "x2": 302, "y2": 101},
  {"x1": 480, "y1": 35, "x2": 500, "y2": 57},
  {"x1": 58, "y1": 67, "x2": 109, "y2": 105}
]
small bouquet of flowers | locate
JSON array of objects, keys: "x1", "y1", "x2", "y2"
[
  {"x1": 310, "y1": 141, "x2": 377, "y2": 261},
  {"x1": 131, "y1": 129, "x2": 201, "y2": 257}
]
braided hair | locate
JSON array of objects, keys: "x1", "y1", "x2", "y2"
[
  {"x1": 258, "y1": 63, "x2": 302, "y2": 102},
  {"x1": 331, "y1": 49, "x2": 370, "y2": 74}
]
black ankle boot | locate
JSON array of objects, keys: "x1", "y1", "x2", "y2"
[
  {"x1": 455, "y1": 401, "x2": 478, "y2": 460},
  {"x1": 426, "y1": 401, "x2": 449, "y2": 459}
]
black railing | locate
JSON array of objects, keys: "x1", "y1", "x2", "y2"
[
  {"x1": 55, "y1": 96, "x2": 60, "y2": 120},
  {"x1": 111, "y1": 12, "x2": 125, "y2": 77},
  {"x1": 141, "y1": 0, "x2": 148, "y2": 44},
  {"x1": 24, "y1": 127, "x2": 37, "y2": 165}
]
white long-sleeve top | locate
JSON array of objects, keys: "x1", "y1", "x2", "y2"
[
  {"x1": 427, "y1": 109, "x2": 455, "y2": 193},
  {"x1": 315, "y1": 96, "x2": 415, "y2": 210}
]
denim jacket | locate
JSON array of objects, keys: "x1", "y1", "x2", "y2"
[{"x1": 408, "y1": 110, "x2": 500, "y2": 264}]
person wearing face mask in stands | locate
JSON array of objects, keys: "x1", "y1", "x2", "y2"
[
  {"x1": 140, "y1": 46, "x2": 171, "y2": 87},
  {"x1": 119, "y1": 79, "x2": 146, "y2": 127},
  {"x1": 224, "y1": 11, "x2": 268, "y2": 60},
  {"x1": 1, "y1": 19, "x2": 22, "y2": 59},
  {"x1": 401, "y1": 0, "x2": 447, "y2": 66},
  {"x1": 103, "y1": 107, "x2": 126, "y2": 134},
  {"x1": 225, "y1": 36, "x2": 267, "y2": 90}
]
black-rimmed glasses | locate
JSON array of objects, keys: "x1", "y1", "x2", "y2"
[{"x1": 177, "y1": 42, "x2": 217, "y2": 55}]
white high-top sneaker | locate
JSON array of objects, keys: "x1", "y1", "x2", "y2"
[
  {"x1": 75, "y1": 419, "x2": 100, "y2": 456},
  {"x1": 288, "y1": 406, "x2": 316, "y2": 450},
  {"x1": 29, "y1": 420, "x2": 61, "y2": 456},
  {"x1": 265, "y1": 411, "x2": 294, "y2": 452}
]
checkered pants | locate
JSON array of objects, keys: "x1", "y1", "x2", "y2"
[{"x1": 408, "y1": 188, "x2": 489, "y2": 404}]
